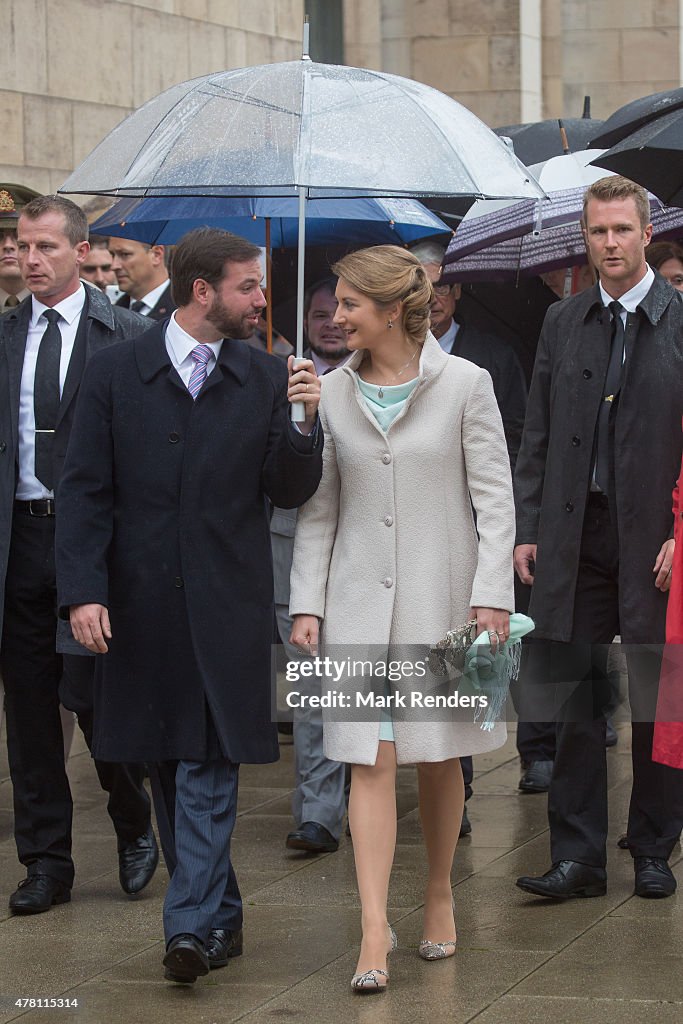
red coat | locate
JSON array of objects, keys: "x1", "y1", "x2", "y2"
[{"x1": 653, "y1": 437, "x2": 683, "y2": 769}]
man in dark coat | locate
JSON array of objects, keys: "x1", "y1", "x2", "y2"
[
  {"x1": 514, "y1": 176, "x2": 683, "y2": 900},
  {"x1": 110, "y1": 237, "x2": 175, "y2": 319},
  {"x1": 0, "y1": 195, "x2": 158, "y2": 916},
  {"x1": 56, "y1": 227, "x2": 323, "y2": 983}
]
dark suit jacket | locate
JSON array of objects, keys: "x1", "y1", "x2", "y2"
[
  {"x1": 447, "y1": 319, "x2": 527, "y2": 469},
  {"x1": 116, "y1": 281, "x2": 175, "y2": 321},
  {"x1": 0, "y1": 284, "x2": 147, "y2": 650},
  {"x1": 514, "y1": 272, "x2": 683, "y2": 643},
  {"x1": 56, "y1": 321, "x2": 323, "y2": 764}
]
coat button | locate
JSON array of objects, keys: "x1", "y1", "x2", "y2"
[
  {"x1": 174, "y1": 576, "x2": 184, "y2": 588},
  {"x1": 381, "y1": 452, "x2": 391, "y2": 464},
  {"x1": 582, "y1": 369, "x2": 592, "y2": 379},
  {"x1": 169, "y1": 432, "x2": 180, "y2": 443},
  {"x1": 384, "y1": 515, "x2": 393, "y2": 526},
  {"x1": 571, "y1": 436, "x2": 581, "y2": 447},
  {"x1": 0, "y1": 441, "x2": 6, "y2": 453},
  {"x1": 383, "y1": 577, "x2": 393, "y2": 588},
  {"x1": 565, "y1": 502, "x2": 574, "y2": 513}
]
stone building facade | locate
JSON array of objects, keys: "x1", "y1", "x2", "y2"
[{"x1": 0, "y1": 0, "x2": 681, "y2": 192}]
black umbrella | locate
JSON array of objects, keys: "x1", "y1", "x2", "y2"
[
  {"x1": 589, "y1": 87, "x2": 683, "y2": 148},
  {"x1": 494, "y1": 117, "x2": 603, "y2": 165},
  {"x1": 590, "y1": 108, "x2": 683, "y2": 207}
]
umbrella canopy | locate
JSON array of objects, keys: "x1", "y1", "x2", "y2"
[
  {"x1": 589, "y1": 87, "x2": 683, "y2": 149},
  {"x1": 90, "y1": 194, "x2": 452, "y2": 247},
  {"x1": 449, "y1": 151, "x2": 610, "y2": 260},
  {"x1": 589, "y1": 109, "x2": 683, "y2": 207},
  {"x1": 59, "y1": 60, "x2": 542, "y2": 202},
  {"x1": 443, "y1": 182, "x2": 683, "y2": 282},
  {"x1": 494, "y1": 117, "x2": 603, "y2": 165}
]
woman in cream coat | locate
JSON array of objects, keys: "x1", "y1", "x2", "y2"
[{"x1": 290, "y1": 246, "x2": 515, "y2": 993}]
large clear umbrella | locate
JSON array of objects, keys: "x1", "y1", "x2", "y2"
[{"x1": 59, "y1": 45, "x2": 543, "y2": 416}]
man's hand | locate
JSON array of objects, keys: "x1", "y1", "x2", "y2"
[
  {"x1": 70, "y1": 604, "x2": 112, "y2": 653},
  {"x1": 287, "y1": 357, "x2": 320, "y2": 435},
  {"x1": 290, "y1": 614, "x2": 320, "y2": 657},
  {"x1": 514, "y1": 544, "x2": 537, "y2": 585},
  {"x1": 653, "y1": 538, "x2": 675, "y2": 592}
]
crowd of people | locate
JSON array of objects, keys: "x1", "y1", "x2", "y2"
[{"x1": 0, "y1": 171, "x2": 682, "y2": 993}]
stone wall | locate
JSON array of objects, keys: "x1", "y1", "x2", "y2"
[{"x1": 0, "y1": 0, "x2": 303, "y2": 193}]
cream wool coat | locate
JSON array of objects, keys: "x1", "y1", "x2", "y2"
[{"x1": 289, "y1": 332, "x2": 515, "y2": 765}]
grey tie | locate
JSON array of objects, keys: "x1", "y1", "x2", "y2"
[
  {"x1": 33, "y1": 308, "x2": 62, "y2": 491},
  {"x1": 131, "y1": 299, "x2": 146, "y2": 313}
]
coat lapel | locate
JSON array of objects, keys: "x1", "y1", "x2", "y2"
[{"x1": 2, "y1": 299, "x2": 31, "y2": 442}]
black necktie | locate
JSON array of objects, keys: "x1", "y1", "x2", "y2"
[
  {"x1": 131, "y1": 299, "x2": 146, "y2": 313},
  {"x1": 34, "y1": 308, "x2": 62, "y2": 491},
  {"x1": 595, "y1": 300, "x2": 625, "y2": 493}
]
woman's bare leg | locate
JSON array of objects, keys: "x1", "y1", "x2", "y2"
[{"x1": 348, "y1": 740, "x2": 397, "y2": 975}]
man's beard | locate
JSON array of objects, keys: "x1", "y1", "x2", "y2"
[
  {"x1": 309, "y1": 339, "x2": 350, "y2": 362},
  {"x1": 206, "y1": 295, "x2": 257, "y2": 339}
]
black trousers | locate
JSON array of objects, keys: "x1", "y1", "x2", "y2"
[
  {"x1": 521, "y1": 496, "x2": 683, "y2": 867},
  {"x1": 0, "y1": 512, "x2": 151, "y2": 887}
]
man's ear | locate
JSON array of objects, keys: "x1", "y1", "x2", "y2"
[
  {"x1": 75, "y1": 241, "x2": 90, "y2": 267},
  {"x1": 452, "y1": 282, "x2": 462, "y2": 301},
  {"x1": 150, "y1": 244, "x2": 165, "y2": 267},
  {"x1": 192, "y1": 278, "x2": 212, "y2": 305}
]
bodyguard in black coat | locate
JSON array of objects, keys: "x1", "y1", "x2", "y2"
[
  {"x1": 56, "y1": 228, "x2": 323, "y2": 982},
  {"x1": 513, "y1": 178, "x2": 683, "y2": 902},
  {"x1": 0, "y1": 196, "x2": 157, "y2": 916}
]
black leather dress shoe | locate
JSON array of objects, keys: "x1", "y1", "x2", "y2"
[
  {"x1": 9, "y1": 875, "x2": 71, "y2": 915},
  {"x1": 518, "y1": 760, "x2": 553, "y2": 793},
  {"x1": 286, "y1": 821, "x2": 339, "y2": 853},
  {"x1": 516, "y1": 860, "x2": 607, "y2": 899},
  {"x1": 118, "y1": 825, "x2": 159, "y2": 895},
  {"x1": 459, "y1": 805, "x2": 472, "y2": 837},
  {"x1": 206, "y1": 927, "x2": 244, "y2": 968},
  {"x1": 163, "y1": 933, "x2": 209, "y2": 983},
  {"x1": 634, "y1": 857, "x2": 677, "y2": 898}
]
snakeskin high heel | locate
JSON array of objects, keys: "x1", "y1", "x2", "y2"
[
  {"x1": 419, "y1": 899, "x2": 457, "y2": 960},
  {"x1": 350, "y1": 927, "x2": 398, "y2": 993}
]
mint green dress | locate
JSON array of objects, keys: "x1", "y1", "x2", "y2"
[{"x1": 356, "y1": 375, "x2": 419, "y2": 742}]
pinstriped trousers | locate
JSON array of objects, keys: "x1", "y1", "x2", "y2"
[{"x1": 160, "y1": 759, "x2": 242, "y2": 945}]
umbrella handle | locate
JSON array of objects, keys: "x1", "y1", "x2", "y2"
[{"x1": 291, "y1": 357, "x2": 307, "y2": 423}]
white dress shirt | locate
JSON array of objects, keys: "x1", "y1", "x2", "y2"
[
  {"x1": 16, "y1": 284, "x2": 86, "y2": 500},
  {"x1": 436, "y1": 318, "x2": 459, "y2": 354},
  {"x1": 164, "y1": 311, "x2": 222, "y2": 386},
  {"x1": 309, "y1": 350, "x2": 352, "y2": 375},
  {"x1": 599, "y1": 264, "x2": 655, "y2": 337},
  {"x1": 134, "y1": 278, "x2": 169, "y2": 316}
]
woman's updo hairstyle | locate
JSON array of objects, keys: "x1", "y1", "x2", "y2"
[{"x1": 332, "y1": 245, "x2": 433, "y2": 346}]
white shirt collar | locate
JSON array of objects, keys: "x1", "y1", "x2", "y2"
[
  {"x1": 436, "y1": 318, "x2": 459, "y2": 354},
  {"x1": 309, "y1": 350, "x2": 352, "y2": 376},
  {"x1": 165, "y1": 311, "x2": 223, "y2": 367},
  {"x1": 139, "y1": 278, "x2": 169, "y2": 311},
  {"x1": 599, "y1": 265, "x2": 654, "y2": 314},
  {"x1": 30, "y1": 283, "x2": 86, "y2": 327}
]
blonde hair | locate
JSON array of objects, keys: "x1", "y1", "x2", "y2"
[
  {"x1": 332, "y1": 245, "x2": 433, "y2": 346},
  {"x1": 582, "y1": 176, "x2": 651, "y2": 229}
]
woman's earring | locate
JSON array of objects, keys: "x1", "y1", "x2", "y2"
[{"x1": 387, "y1": 319, "x2": 393, "y2": 329}]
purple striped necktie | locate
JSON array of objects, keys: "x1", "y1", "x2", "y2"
[{"x1": 187, "y1": 344, "x2": 213, "y2": 400}]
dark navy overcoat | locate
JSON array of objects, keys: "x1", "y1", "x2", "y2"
[{"x1": 56, "y1": 321, "x2": 322, "y2": 764}]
